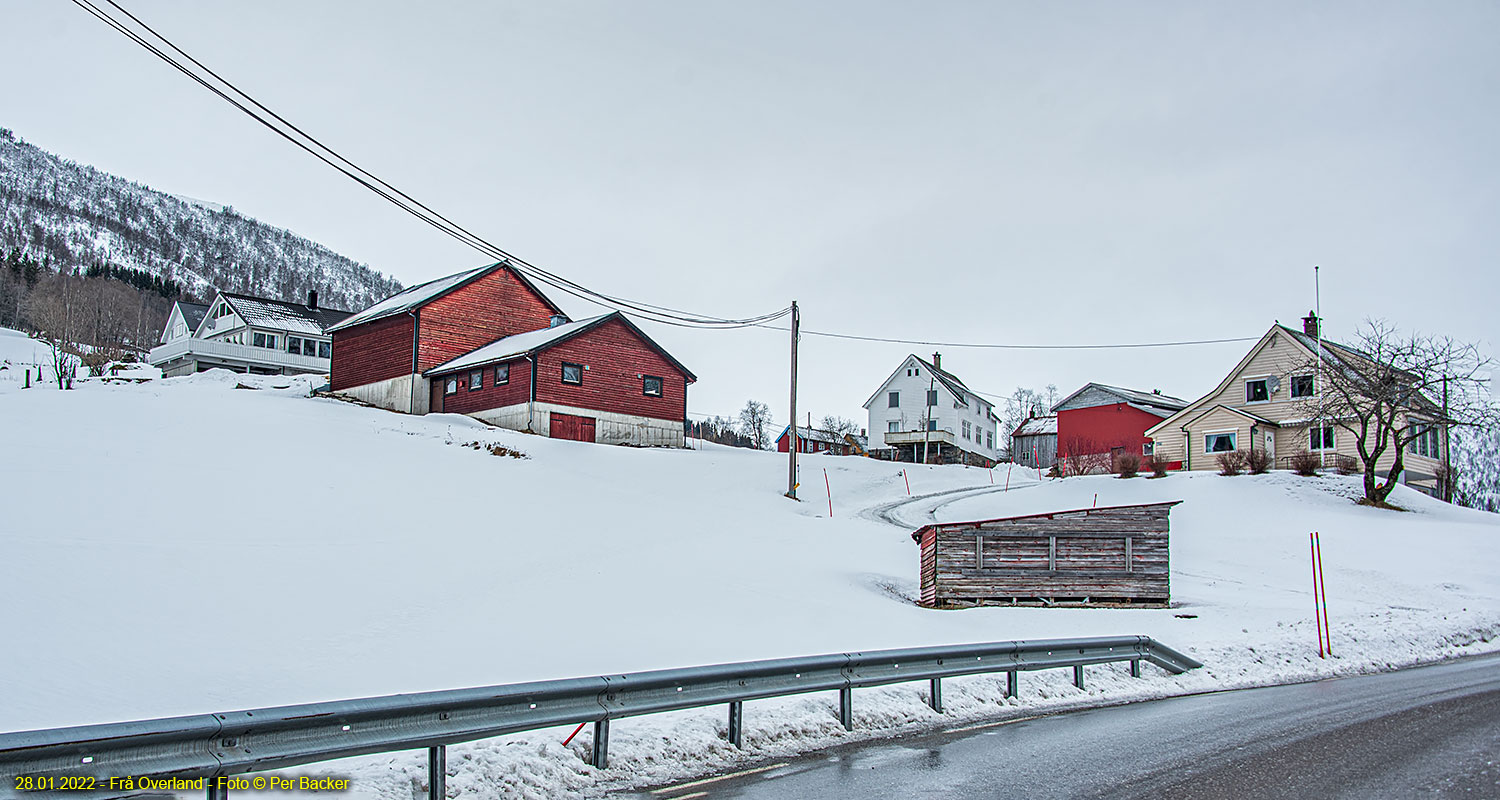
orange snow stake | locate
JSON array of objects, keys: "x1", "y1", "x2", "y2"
[{"x1": 1005, "y1": 464, "x2": 1012, "y2": 491}]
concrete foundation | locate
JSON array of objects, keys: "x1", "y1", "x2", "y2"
[
  {"x1": 467, "y1": 401, "x2": 684, "y2": 447},
  {"x1": 336, "y1": 373, "x2": 430, "y2": 415}
]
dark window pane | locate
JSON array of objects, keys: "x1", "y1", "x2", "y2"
[
  {"x1": 888, "y1": 392, "x2": 899, "y2": 408},
  {"x1": 495, "y1": 363, "x2": 509, "y2": 385},
  {"x1": 562, "y1": 363, "x2": 583, "y2": 384},
  {"x1": 318, "y1": 341, "x2": 331, "y2": 358},
  {"x1": 643, "y1": 376, "x2": 663, "y2": 397},
  {"x1": 469, "y1": 370, "x2": 482, "y2": 390}
]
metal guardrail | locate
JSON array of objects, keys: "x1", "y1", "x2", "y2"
[{"x1": 0, "y1": 636, "x2": 1201, "y2": 798}]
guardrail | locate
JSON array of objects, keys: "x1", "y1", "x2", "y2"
[{"x1": 0, "y1": 636, "x2": 1201, "y2": 799}]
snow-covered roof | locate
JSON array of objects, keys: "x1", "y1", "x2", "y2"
[
  {"x1": 1012, "y1": 416, "x2": 1057, "y2": 437},
  {"x1": 328, "y1": 262, "x2": 565, "y2": 333},
  {"x1": 177, "y1": 301, "x2": 209, "y2": 332},
  {"x1": 1052, "y1": 382, "x2": 1188, "y2": 414},
  {"x1": 776, "y1": 425, "x2": 862, "y2": 446},
  {"x1": 221, "y1": 293, "x2": 352, "y2": 336},
  {"x1": 425, "y1": 315, "x2": 609, "y2": 375}
]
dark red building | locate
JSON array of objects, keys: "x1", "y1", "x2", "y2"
[
  {"x1": 1053, "y1": 383, "x2": 1188, "y2": 469},
  {"x1": 329, "y1": 262, "x2": 695, "y2": 446}
]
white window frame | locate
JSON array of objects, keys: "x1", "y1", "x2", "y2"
[
  {"x1": 1310, "y1": 425, "x2": 1335, "y2": 451},
  {"x1": 1244, "y1": 378, "x2": 1270, "y2": 404},
  {"x1": 1204, "y1": 430, "x2": 1238, "y2": 454},
  {"x1": 1290, "y1": 374, "x2": 1315, "y2": 399}
]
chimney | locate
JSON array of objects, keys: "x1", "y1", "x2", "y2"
[
  {"x1": 307, "y1": 289, "x2": 318, "y2": 310},
  {"x1": 549, "y1": 315, "x2": 568, "y2": 328},
  {"x1": 1302, "y1": 311, "x2": 1320, "y2": 338},
  {"x1": 932, "y1": 351, "x2": 941, "y2": 370}
]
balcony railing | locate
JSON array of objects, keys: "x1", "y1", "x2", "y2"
[{"x1": 148, "y1": 337, "x2": 330, "y2": 373}]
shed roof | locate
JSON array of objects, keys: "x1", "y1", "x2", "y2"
[
  {"x1": 775, "y1": 425, "x2": 856, "y2": 446},
  {"x1": 910, "y1": 500, "x2": 1183, "y2": 542},
  {"x1": 327, "y1": 262, "x2": 564, "y2": 333},
  {"x1": 1053, "y1": 382, "x2": 1189, "y2": 414},
  {"x1": 1012, "y1": 416, "x2": 1058, "y2": 437},
  {"x1": 220, "y1": 292, "x2": 352, "y2": 335},
  {"x1": 424, "y1": 312, "x2": 697, "y2": 381}
]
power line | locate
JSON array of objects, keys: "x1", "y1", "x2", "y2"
[
  {"x1": 75, "y1": 0, "x2": 790, "y2": 330},
  {"x1": 755, "y1": 324, "x2": 1258, "y2": 351}
]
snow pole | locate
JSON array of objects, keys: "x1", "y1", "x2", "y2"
[
  {"x1": 824, "y1": 468, "x2": 833, "y2": 517},
  {"x1": 1034, "y1": 444, "x2": 1040, "y2": 480},
  {"x1": 1005, "y1": 464, "x2": 1012, "y2": 492},
  {"x1": 1315, "y1": 531, "x2": 1331, "y2": 655},
  {"x1": 1310, "y1": 532, "x2": 1325, "y2": 658},
  {"x1": 902, "y1": 469, "x2": 910, "y2": 496},
  {"x1": 562, "y1": 721, "x2": 587, "y2": 746},
  {"x1": 1093, "y1": 493, "x2": 1098, "y2": 508}
]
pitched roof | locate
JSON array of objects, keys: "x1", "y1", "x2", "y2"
[
  {"x1": 424, "y1": 312, "x2": 697, "y2": 381},
  {"x1": 327, "y1": 262, "x2": 565, "y2": 333},
  {"x1": 775, "y1": 425, "x2": 857, "y2": 446},
  {"x1": 177, "y1": 301, "x2": 209, "y2": 332},
  {"x1": 1053, "y1": 382, "x2": 1189, "y2": 414},
  {"x1": 220, "y1": 292, "x2": 352, "y2": 335},
  {"x1": 862, "y1": 354, "x2": 988, "y2": 410},
  {"x1": 1012, "y1": 416, "x2": 1058, "y2": 437}
]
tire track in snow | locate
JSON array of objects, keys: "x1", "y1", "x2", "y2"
[{"x1": 861, "y1": 482, "x2": 1028, "y2": 530}]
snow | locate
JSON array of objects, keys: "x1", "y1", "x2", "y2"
[
  {"x1": 327, "y1": 264, "x2": 493, "y2": 332},
  {"x1": 2, "y1": 335, "x2": 1498, "y2": 798},
  {"x1": 426, "y1": 315, "x2": 610, "y2": 374}
]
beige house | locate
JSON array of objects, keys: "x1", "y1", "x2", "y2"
[{"x1": 1146, "y1": 314, "x2": 1447, "y2": 495}]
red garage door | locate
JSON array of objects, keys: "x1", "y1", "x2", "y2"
[{"x1": 549, "y1": 412, "x2": 597, "y2": 442}]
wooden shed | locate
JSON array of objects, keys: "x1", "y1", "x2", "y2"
[{"x1": 912, "y1": 501, "x2": 1181, "y2": 608}]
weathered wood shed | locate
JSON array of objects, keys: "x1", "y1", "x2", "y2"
[{"x1": 913, "y1": 501, "x2": 1181, "y2": 608}]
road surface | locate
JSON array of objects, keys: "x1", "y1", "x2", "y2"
[{"x1": 633, "y1": 652, "x2": 1500, "y2": 799}]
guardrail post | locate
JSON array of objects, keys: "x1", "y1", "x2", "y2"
[
  {"x1": 1005, "y1": 670, "x2": 1018, "y2": 698},
  {"x1": 207, "y1": 778, "x2": 227, "y2": 800},
  {"x1": 838, "y1": 687, "x2": 853, "y2": 731},
  {"x1": 591, "y1": 719, "x2": 610, "y2": 769},
  {"x1": 928, "y1": 678, "x2": 943, "y2": 713},
  {"x1": 1130, "y1": 659, "x2": 1141, "y2": 678},
  {"x1": 1073, "y1": 665, "x2": 1085, "y2": 690},
  {"x1": 728, "y1": 701, "x2": 744, "y2": 748},
  {"x1": 427, "y1": 745, "x2": 445, "y2": 800}
]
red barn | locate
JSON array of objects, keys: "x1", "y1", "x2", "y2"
[
  {"x1": 330, "y1": 262, "x2": 695, "y2": 447},
  {"x1": 1053, "y1": 383, "x2": 1188, "y2": 470},
  {"x1": 774, "y1": 425, "x2": 866, "y2": 456}
]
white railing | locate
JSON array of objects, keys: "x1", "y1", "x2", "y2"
[{"x1": 148, "y1": 337, "x2": 329, "y2": 373}]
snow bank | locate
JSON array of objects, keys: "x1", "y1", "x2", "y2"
[{"x1": 2, "y1": 361, "x2": 1497, "y2": 798}]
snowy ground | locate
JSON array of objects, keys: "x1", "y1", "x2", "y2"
[{"x1": 3, "y1": 327, "x2": 1498, "y2": 798}]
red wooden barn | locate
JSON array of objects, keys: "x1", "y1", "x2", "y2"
[
  {"x1": 1053, "y1": 383, "x2": 1188, "y2": 470},
  {"x1": 329, "y1": 262, "x2": 695, "y2": 446}
]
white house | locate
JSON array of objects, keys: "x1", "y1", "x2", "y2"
[
  {"x1": 862, "y1": 352, "x2": 999, "y2": 465},
  {"x1": 149, "y1": 290, "x2": 352, "y2": 377}
]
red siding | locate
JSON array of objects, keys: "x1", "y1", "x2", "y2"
[
  {"x1": 416, "y1": 268, "x2": 558, "y2": 372},
  {"x1": 330, "y1": 314, "x2": 414, "y2": 391},
  {"x1": 1057, "y1": 404, "x2": 1164, "y2": 459},
  {"x1": 776, "y1": 431, "x2": 850, "y2": 454},
  {"x1": 431, "y1": 359, "x2": 532, "y2": 416},
  {"x1": 533, "y1": 319, "x2": 690, "y2": 423}
]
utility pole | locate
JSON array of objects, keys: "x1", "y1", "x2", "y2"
[
  {"x1": 786, "y1": 301, "x2": 800, "y2": 500},
  {"x1": 922, "y1": 373, "x2": 935, "y2": 465},
  {"x1": 1442, "y1": 374, "x2": 1451, "y2": 502}
]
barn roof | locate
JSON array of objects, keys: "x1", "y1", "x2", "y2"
[
  {"x1": 220, "y1": 292, "x2": 352, "y2": 335},
  {"x1": 1052, "y1": 382, "x2": 1188, "y2": 414},
  {"x1": 328, "y1": 262, "x2": 565, "y2": 333},
  {"x1": 775, "y1": 425, "x2": 853, "y2": 446},
  {"x1": 1012, "y1": 415, "x2": 1058, "y2": 437},
  {"x1": 910, "y1": 500, "x2": 1183, "y2": 542},
  {"x1": 424, "y1": 312, "x2": 697, "y2": 381}
]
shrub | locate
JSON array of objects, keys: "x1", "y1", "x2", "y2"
[
  {"x1": 1334, "y1": 454, "x2": 1358, "y2": 475},
  {"x1": 1290, "y1": 450, "x2": 1320, "y2": 476},
  {"x1": 1246, "y1": 448, "x2": 1271, "y2": 475},
  {"x1": 1216, "y1": 450, "x2": 1247, "y2": 476},
  {"x1": 1146, "y1": 454, "x2": 1170, "y2": 478},
  {"x1": 1115, "y1": 451, "x2": 1141, "y2": 478}
]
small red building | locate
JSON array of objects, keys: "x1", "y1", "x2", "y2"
[
  {"x1": 329, "y1": 262, "x2": 695, "y2": 446},
  {"x1": 774, "y1": 425, "x2": 866, "y2": 455},
  {"x1": 1053, "y1": 383, "x2": 1188, "y2": 469}
]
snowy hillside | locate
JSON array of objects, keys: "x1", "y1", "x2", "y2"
[
  {"x1": 2, "y1": 339, "x2": 1498, "y2": 798},
  {"x1": 0, "y1": 127, "x2": 401, "y2": 310}
]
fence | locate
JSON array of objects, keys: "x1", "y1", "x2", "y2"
[{"x1": 0, "y1": 636, "x2": 1201, "y2": 799}]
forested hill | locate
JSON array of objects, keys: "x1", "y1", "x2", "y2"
[{"x1": 0, "y1": 126, "x2": 401, "y2": 311}]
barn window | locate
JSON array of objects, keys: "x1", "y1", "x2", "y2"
[
  {"x1": 494, "y1": 363, "x2": 509, "y2": 385},
  {"x1": 643, "y1": 375, "x2": 663, "y2": 397},
  {"x1": 1204, "y1": 432, "x2": 1237, "y2": 453},
  {"x1": 469, "y1": 370, "x2": 483, "y2": 391},
  {"x1": 888, "y1": 391, "x2": 899, "y2": 408},
  {"x1": 561, "y1": 362, "x2": 583, "y2": 385},
  {"x1": 1245, "y1": 379, "x2": 1269, "y2": 403},
  {"x1": 444, "y1": 377, "x2": 458, "y2": 395}
]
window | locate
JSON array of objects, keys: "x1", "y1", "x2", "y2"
[
  {"x1": 888, "y1": 421, "x2": 899, "y2": 433},
  {"x1": 319, "y1": 341, "x2": 331, "y2": 358},
  {"x1": 1245, "y1": 379, "x2": 1269, "y2": 403},
  {"x1": 642, "y1": 375, "x2": 663, "y2": 397},
  {"x1": 1291, "y1": 375, "x2": 1315, "y2": 398},
  {"x1": 1409, "y1": 424, "x2": 1440, "y2": 458},
  {"x1": 561, "y1": 362, "x2": 583, "y2": 385},
  {"x1": 927, "y1": 419, "x2": 937, "y2": 431},
  {"x1": 1205, "y1": 432, "x2": 1237, "y2": 453},
  {"x1": 1143, "y1": 442, "x2": 1155, "y2": 456},
  {"x1": 927, "y1": 389, "x2": 938, "y2": 406},
  {"x1": 962, "y1": 420, "x2": 971, "y2": 440},
  {"x1": 469, "y1": 370, "x2": 483, "y2": 391},
  {"x1": 444, "y1": 377, "x2": 458, "y2": 395},
  {"x1": 494, "y1": 363, "x2": 509, "y2": 386},
  {"x1": 986, "y1": 432, "x2": 993, "y2": 449},
  {"x1": 287, "y1": 336, "x2": 302, "y2": 354},
  {"x1": 888, "y1": 391, "x2": 899, "y2": 408},
  {"x1": 303, "y1": 339, "x2": 318, "y2": 357},
  {"x1": 253, "y1": 332, "x2": 267, "y2": 348},
  {"x1": 1310, "y1": 426, "x2": 1335, "y2": 451}
]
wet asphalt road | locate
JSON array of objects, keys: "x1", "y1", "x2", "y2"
[{"x1": 635, "y1": 652, "x2": 1500, "y2": 799}]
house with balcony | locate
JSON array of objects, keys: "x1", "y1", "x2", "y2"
[
  {"x1": 862, "y1": 352, "x2": 999, "y2": 466},
  {"x1": 149, "y1": 290, "x2": 352, "y2": 377}
]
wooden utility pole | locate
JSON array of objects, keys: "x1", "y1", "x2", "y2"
[
  {"x1": 786, "y1": 301, "x2": 800, "y2": 500},
  {"x1": 1442, "y1": 374, "x2": 1451, "y2": 502}
]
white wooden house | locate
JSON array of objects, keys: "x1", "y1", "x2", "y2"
[
  {"x1": 149, "y1": 290, "x2": 352, "y2": 377},
  {"x1": 863, "y1": 353, "x2": 999, "y2": 465}
]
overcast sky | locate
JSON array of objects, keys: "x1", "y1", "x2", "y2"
[{"x1": 3, "y1": 1, "x2": 1496, "y2": 426}]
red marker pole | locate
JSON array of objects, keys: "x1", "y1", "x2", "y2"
[
  {"x1": 1005, "y1": 464, "x2": 1012, "y2": 491},
  {"x1": 902, "y1": 469, "x2": 910, "y2": 496},
  {"x1": 1310, "y1": 532, "x2": 1325, "y2": 658},
  {"x1": 562, "y1": 721, "x2": 587, "y2": 746},
  {"x1": 1034, "y1": 444, "x2": 1040, "y2": 479},
  {"x1": 1315, "y1": 531, "x2": 1331, "y2": 655},
  {"x1": 824, "y1": 468, "x2": 833, "y2": 517}
]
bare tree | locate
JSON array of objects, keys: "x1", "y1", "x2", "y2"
[
  {"x1": 819, "y1": 415, "x2": 860, "y2": 438},
  {"x1": 1000, "y1": 384, "x2": 1059, "y2": 458},
  {"x1": 739, "y1": 400, "x2": 773, "y2": 450},
  {"x1": 25, "y1": 273, "x2": 81, "y2": 389},
  {"x1": 1291, "y1": 319, "x2": 1497, "y2": 506}
]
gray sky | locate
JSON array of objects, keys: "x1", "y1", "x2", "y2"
[{"x1": 4, "y1": 1, "x2": 1496, "y2": 425}]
